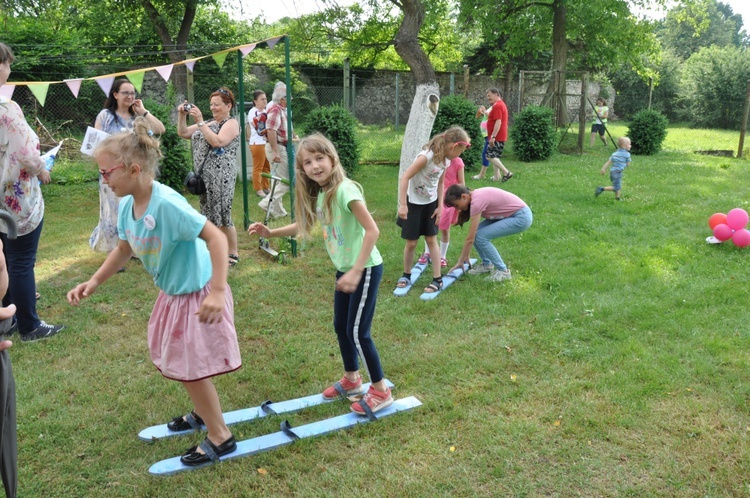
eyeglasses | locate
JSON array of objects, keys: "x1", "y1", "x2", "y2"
[
  {"x1": 118, "y1": 91, "x2": 136, "y2": 97},
  {"x1": 99, "y1": 164, "x2": 125, "y2": 180}
]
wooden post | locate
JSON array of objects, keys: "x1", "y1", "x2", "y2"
[
  {"x1": 738, "y1": 79, "x2": 750, "y2": 158},
  {"x1": 579, "y1": 72, "x2": 587, "y2": 155},
  {"x1": 450, "y1": 73, "x2": 455, "y2": 96},
  {"x1": 343, "y1": 58, "x2": 350, "y2": 110},
  {"x1": 395, "y1": 73, "x2": 400, "y2": 130},
  {"x1": 463, "y1": 64, "x2": 469, "y2": 98},
  {"x1": 519, "y1": 71, "x2": 524, "y2": 113}
]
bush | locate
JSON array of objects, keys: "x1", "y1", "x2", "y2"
[
  {"x1": 509, "y1": 105, "x2": 556, "y2": 162},
  {"x1": 303, "y1": 105, "x2": 361, "y2": 177},
  {"x1": 430, "y1": 95, "x2": 482, "y2": 171},
  {"x1": 627, "y1": 109, "x2": 668, "y2": 155},
  {"x1": 145, "y1": 97, "x2": 190, "y2": 191}
]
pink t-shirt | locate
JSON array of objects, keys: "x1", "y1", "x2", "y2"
[
  {"x1": 443, "y1": 157, "x2": 464, "y2": 192},
  {"x1": 470, "y1": 187, "x2": 527, "y2": 220}
]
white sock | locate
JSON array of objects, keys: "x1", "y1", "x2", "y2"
[{"x1": 440, "y1": 242, "x2": 449, "y2": 258}]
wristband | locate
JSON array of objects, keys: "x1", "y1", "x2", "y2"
[
  {"x1": 142, "y1": 111, "x2": 150, "y2": 117},
  {"x1": 197, "y1": 121, "x2": 206, "y2": 128}
]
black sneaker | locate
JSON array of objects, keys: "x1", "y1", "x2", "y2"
[{"x1": 21, "y1": 321, "x2": 64, "y2": 342}]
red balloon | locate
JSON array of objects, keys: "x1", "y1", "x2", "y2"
[
  {"x1": 732, "y1": 229, "x2": 750, "y2": 247},
  {"x1": 713, "y1": 223, "x2": 733, "y2": 241},
  {"x1": 726, "y1": 208, "x2": 749, "y2": 230},
  {"x1": 708, "y1": 213, "x2": 727, "y2": 230}
]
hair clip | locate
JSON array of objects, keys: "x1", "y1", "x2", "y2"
[{"x1": 147, "y1": 129, "x2": 154, "y2": 137}]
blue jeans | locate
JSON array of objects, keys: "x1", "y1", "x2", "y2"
[
  {"x1": 1, "y1": 220, "x2": 43, "y2": 334},
  {"x1": 333, "y1": 264, "x2": 384, "y2": 383},
  {"x1": 474, "y1": 207, "x2": 532, "y2": 271}
]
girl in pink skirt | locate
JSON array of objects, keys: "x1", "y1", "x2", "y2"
[{"x1": 67, "y1": 118, "x2": 241, "y2": 467}]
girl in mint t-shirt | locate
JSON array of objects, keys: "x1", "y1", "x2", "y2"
[
  {"x1": 248, "y1": 133, "x2": 392, "y2": 416},
  {"x1": 67, "y1": 118, "x2": 241, "y2": 467}
]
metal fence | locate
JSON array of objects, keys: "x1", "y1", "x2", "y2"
[{"x1": 12, "y1": 63, "x2": 750, "y2": 160}]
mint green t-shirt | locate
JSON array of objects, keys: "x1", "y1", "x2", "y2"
[{"x1": 317, "y1": 179, "x2": 383, "y2": 273}]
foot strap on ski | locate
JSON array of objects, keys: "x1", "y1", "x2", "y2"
[
  {"x1": 356, "y1": 400, "x2": 377, "y2": 421},
  {"x1": 199, "y1": 439, "x2": 220, "y2": 463},
  {"x1": 280, "y1": 420, "x2": 300, "y2": 440},
  {"x1": 260, "y1": 400, "x2": 277, "y2": 415}
]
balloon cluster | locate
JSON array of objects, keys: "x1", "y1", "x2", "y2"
[{"x1": 709, "y1": 209, "x2": 750, "y2": 247}]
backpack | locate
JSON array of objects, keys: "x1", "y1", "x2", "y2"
[{"x1": 252, "y1": 109, "x2": 268, "y2": 136}]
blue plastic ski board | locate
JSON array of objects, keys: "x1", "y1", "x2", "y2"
[
  {"x1": 419, "y1": 258, "x2": 477, "y2": 301},
  {"x1": 138, "y1": 379, "x2": 394, "y2": 442},
  {"x1": 393, "y1": 261, "x2": 428, "y2": 296},
  {"x1": 148, "y1": 396, "x2": 422, "y2": 475}
]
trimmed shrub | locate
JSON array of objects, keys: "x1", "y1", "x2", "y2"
[
  {"x1": 430, "y1": 95, "x2": 482, "y2": 171},
  {"x1": 509, "y1": 105, "x2": 556, "y2": 162},
  {"x1": 146, "y1": 98, "x2": 190, "y2": 191},
  {"x1": 627, "y1": 109, "x2": 668, "y2": 155},
  {"x1": 303, "y1": 105, "x2": 361, "y2": 177}
]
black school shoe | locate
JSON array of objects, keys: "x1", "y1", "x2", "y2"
[
  {"x1": 181, "y1": 435, "x2": 237, "y2": 466},
  {"x1": 21, "y1": 321, "x2": 64, "y2": 342}
]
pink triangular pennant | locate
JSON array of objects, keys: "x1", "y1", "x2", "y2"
[
  {"x1": 184, "y1": 59, "x2": 197, "y2": 73},
  {"x1": 0, "y1": 85, "x2": 15, "y2": 100},
  {"x1": 240, "y1": 44, "x2": 256, "y2": 57},
  {"x1": 155, "y1": 64, "x2": 173, "y2": 82},
  {"x1": 95, "y1": 76, "x2": 115, "y2": 97},
  {"x1": 64, "y1": 78, "x2": 83, "y2": 98},
  {"x1": 266, "y1": 37, "x2": 282, "y2": 49}
]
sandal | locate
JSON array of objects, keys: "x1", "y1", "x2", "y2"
[
  {"x1": 180, "y1": 435, "x2": 237, "y2": 466},
  {"x1": 228, "y1": 254, "x2": 240, "y2": 267},
  {"x1": 502, "y1": 172, "x2": 513, "y2": 182},
  {"x1": 396, "y1": 276, "x2": 411, "y2": 288},
  {"x1": 424, "y1": 277, "x2": 443, "y2": 294},
  {"x1": 167, "y1": 411, "x2": 204, "y2": 432}
]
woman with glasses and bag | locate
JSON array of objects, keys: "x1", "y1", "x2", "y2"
[
  {"x1": 90, "y1": 79, "x2": 165, "y2": 259},
  {"x1": 178, "y1": 87, "x2": 241, "y2": 267}
]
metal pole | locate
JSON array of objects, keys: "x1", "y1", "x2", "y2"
[
  {"x1": 237, "y1": 50, "x2": 251, "y2": 229},
  {"x1": 351, "y1": 73, "x2": 356, "y2": 114},
  {"x1": 578, "y1": 72, "x2": 587, "y2": 155},
  {"x1": 463, "y1": 64, "x2": 469, "y2": 99},
  {"x1": 518, "y1": 71, "x2": 524, "y2": 113},
  {"x1": 738, "y1": 79, "x2": 750, "y2": 159},
  {"x1": 395, "y1": 73, "x2": 400, "y2": 130},
  {"x1": 648, "y1": 77, "x2": 653, "y2": 110},
  {"x1": 450, "y1": 73, "x2": 455, "y2": 96},
  {"x1": 284, "y1": 35, "x2": 297, "y2": 256},
  {"x1": 343, "y1": 58, "x2": 350, "y2": 110}
]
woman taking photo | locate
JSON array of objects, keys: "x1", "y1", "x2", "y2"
[
  {"x1": 90, "y1": 78, "x2": 165, "y2": 255},
  {"x1": 178, "y1": 87, "x2": 241, "y2": 267},
  {"x1": 247, "y1": 90, "x2": 271, "y2": 197}
]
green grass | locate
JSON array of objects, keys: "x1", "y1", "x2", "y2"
[{"x1": 14, "y1": 125, "x2": 750, "y2": 496}]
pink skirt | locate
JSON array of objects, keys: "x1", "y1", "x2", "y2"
[
  {"x1": 439, "y1": 205, "x2": 460, "y2": 231},
  {"x1": 148, "y1": 283, "x2": 242, "y2": 382}
]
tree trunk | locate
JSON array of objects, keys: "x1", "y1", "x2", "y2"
[{"x1": 391, "y1": 0, "x2": 440, "y2": 184}]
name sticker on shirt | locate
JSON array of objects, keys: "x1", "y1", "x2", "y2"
[{"x1": 144, "y1": 215, "x2": 156, "y2": 230}]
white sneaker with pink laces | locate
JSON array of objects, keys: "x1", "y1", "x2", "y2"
[{"x1": 351, "y1": 385, "x2": 393, "y2": 416}]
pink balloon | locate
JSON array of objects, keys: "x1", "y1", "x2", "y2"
[
  {"x1": 713, "y1": 223, "x2": 733, "y2": 241},
  {"x1": 726, "y1": 208, "x2": 749, "y2": 230},
  {"x1": 732, "y1": 229, "x2": 750, "y2": 247}
]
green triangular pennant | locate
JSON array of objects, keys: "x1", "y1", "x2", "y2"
[
  {"x1": 127, "y1": 71, "x2": 146, "y2": 93},
  {"x1": 212, "y1": 51, "x2": 230, "y2": 69},
  {"x1": 27, "y1": 83, "x2": 50, "y2": 107}
]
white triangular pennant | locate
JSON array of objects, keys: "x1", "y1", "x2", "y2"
[
  {"x1": 0, "y1": 85, "x2": 15, "y2": 100},
  {"x1": 64, "y1": 78, "x2": 83, "y2": 98},
  {"x1": 155, "y1": 64, "x2": 173, "y2": 82},
  {"x1": 266, "y1": 37, "x2": 282, "y2": 49},
  {"x1": 95, "y1": 77, "x2": 115, "y2": 98},
  {"x1": 240, "y1": 44, "x2": 256, "y2": 57}
]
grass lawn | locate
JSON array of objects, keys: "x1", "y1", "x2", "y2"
[{"x1": 13, "y1": 125, "x2": 750, "y2": 496}]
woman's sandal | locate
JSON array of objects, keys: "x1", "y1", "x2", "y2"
[
  {"x1": 396, "y1": 276, "x2": 411, "y2": 288},
  {"x1": 502, "y1": 172, "x2": 513, "y2": 182},
  {"x1": 180, "y1": 435, "x2": 237, "y2": 466},
  {"x1": 167, "y1": 411, "x2": 204, "y2": 432},
  {"x1": 228, "y1": 254, "x2": 240, "y2": 267},
  {"x1": 424, "y1": 277, "x2": 443, "y2": 294}
]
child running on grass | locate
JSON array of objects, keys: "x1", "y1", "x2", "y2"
[
  {"x1": 419, "y1": 155, "x2": 466, "y2": 267},
  {"x1": 247, "y1": 133, "x2": 392, "y2": 416},
  {"x1": 397, "y1": 126, "x2": 471, "y2": 294},
  {"x1": 67, "y1": 118, "x2": 241, "y2": 467},
  {"x1": 444, "y1": 185, "x2": 532, "y2": 282},
  {"x1": 595, "y1": 136, "x2": 631, "y2": 201}
]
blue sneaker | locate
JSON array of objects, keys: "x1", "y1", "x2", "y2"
[
  {"x1": 21, "y1": 321, "x2": 64, "y2": 342},
  {"x1": 595, "y1": 187, "x2": 604, "y2": 197}
]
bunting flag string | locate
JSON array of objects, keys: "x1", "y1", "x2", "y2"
[{"x1": 2, "y1": 35, "x2": 285, "y2": 105}]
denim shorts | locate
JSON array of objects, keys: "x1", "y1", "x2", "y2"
[{"x1": 610, "y1": 170, "x2": 623, "y2": 191}]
